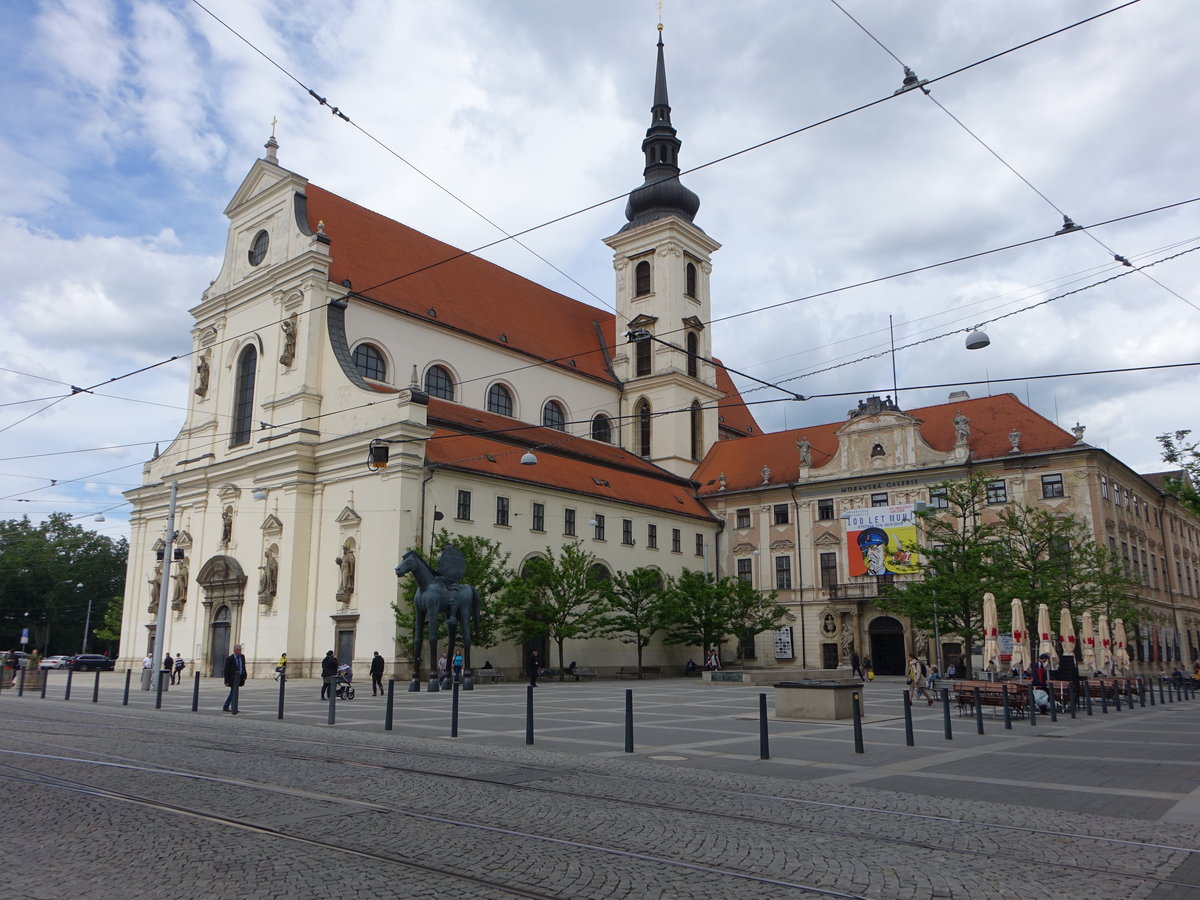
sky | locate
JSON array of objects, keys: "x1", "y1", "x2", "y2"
[{"x1": 2, "y1": 0, "x2": 1199, "y2": 542}]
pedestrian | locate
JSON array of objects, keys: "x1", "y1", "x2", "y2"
[
  {"x1": 141, "y1": 652, "x2": 154, "y2": 691},
  {"x1": 528, "y1": 649, "x2": 541, "y2": 687},
  {"x1": 851, "y1": 651, "x2": 865, "y2": 681},
  {"x1": 320, "y1": 650, "x2": 337, "y2": 700},
  {"x1": 945, "y1": 661, "x2": 956, "y2": 680},
  {"x1": 173, "y1": 653, "x2": 185, "y2": 684},
  {"x1": 908, "y1": 653, "x2": 932, "y2": 705},
  {"x1": 706, "y1": 649, "x2": 721, "y2": 671},
  {"x1": 274, "y1": 652, "x2": 287, "y2": 681},
  {"x1": 452, "y1": 650, "x2": 464, "y2": 683},
  {"x1": 222, "y1": 643, "x2": 246, "y2": 714},
  {"x1": 1032, "y1": 653, "x2": 1051, "y2": 689},
  {"x1": 863, "y1": 656, "x2": 874, "y2": 681},
  {"x1": 370, "y1": 650, "x2": 385, "y2": 696},
  {"x1": 161, "y1": 652, "x2": 174, "y2": 691},
  {"x1": 926, "y1": 665, "x2": 941, "y2": 701}
]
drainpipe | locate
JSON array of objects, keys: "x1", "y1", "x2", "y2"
[
  {"x1": 790, "y1": 484, "x2": 807, "y2": 669},
  {"x1": 418, "y1": 464, "x2": 438, "y2": 559}
]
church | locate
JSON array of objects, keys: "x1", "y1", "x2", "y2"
[{"x1": 121, "y1": 32, "x2": 1200, "y2": 679}]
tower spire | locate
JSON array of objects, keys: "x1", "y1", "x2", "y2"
[{"x1": 621, "y1": 26, "x2": 701, "y2": 232}]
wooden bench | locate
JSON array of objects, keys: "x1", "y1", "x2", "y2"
[
  {"x1": 568, "y1": 668, "x2": 597, "y2": 682},
  {"x1": 617, "y1": 666, "x2": 661, "y2": 678},
  {"x1": 952, "y1": 681, "x2": 1031, "y2": 718},
  {"x1": 474, "y1": 668, "x2": 504, "y2": 683}
]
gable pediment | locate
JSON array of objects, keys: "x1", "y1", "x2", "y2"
[
  {"x1": 224, "y1": 159, "x2": 307, "y2": 217},
  {"x1": 335, "y1": 506, "x2": 361, "y2": 526}
]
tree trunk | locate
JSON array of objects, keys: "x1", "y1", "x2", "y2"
[{"x1": 556, "y1": 637, "x2": 565, "y2": 681}]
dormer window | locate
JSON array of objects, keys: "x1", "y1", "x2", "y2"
[
  {"x1": 635, "y1": 259, "x2": 652, "y2": 296},
  {"x1": 352, "y1": 343, "x2": 386, "y2": 381},
  {"x1": 248, "y1": 230, "x2": 269, "y2": 266}
]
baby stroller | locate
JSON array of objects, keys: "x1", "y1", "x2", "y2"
[{"x1": 335, "y1": 664, "x2": 355, "y2": 700}]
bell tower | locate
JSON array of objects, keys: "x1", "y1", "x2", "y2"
[{"x1": 605, "y1": 26, "x2": 722, "y2": 477}]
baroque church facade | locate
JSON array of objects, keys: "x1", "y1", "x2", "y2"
[{"x1": 121, "y1": 35, "x2": 1200, "y2": 679}]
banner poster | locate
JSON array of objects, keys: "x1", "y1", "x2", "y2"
[
  {"x1": 845, "y1": 505, "x2": 921, "y2": 577},
  {"x1": 773, "y1": 626, "x2": 795, "y2": 660}
]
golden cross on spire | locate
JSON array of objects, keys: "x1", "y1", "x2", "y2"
[
  {"x1": 657, "y1": 0, "x2": 663, "y2": 30},
  {"x1": 270, "y1": 115, "x2": 278, "y2": 137}
]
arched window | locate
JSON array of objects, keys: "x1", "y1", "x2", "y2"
[
  {"x1": 685, "y1": 261, "x2": 697, "y2": 297},
  {"x1": 636, "y1": 399, "x2": 651, "y2": 458},
  {"x1": 636, "y1": 338, "x2": 652, "y2": 376},
  {"x1": 635, "y1": 260, "x2": 652, "y2": 296},
  {"x1": 487, "y1": 383, "x2": 514, "y2": 417},
  {"x1": 589, "y1": 563, "x2": 612, "y2": 585},
  {"x1": 686, "y1": 331, "x2": 699, "y2": 378},
  {"x1": 231, "y1": 345, "x2": 257, "y2": 447},
  {"x1": 424, "y1": 364, "x2": 454, "y2": 400},
  {"x1": 542, "y1": 400, "x2": 566, "y2": 431},
  {"x1": 591, "y1": 413, "x2": 612, "y2": 443},
  {"x1": 690, "y1": 400, "x2": 703, "y2": 461},
  {"x1": 352, "y1": 343, "x2": 386, "y2": 381}
]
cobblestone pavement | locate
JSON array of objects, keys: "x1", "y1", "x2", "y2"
[{"x1": 1, "y1": 673, "x2": 1197, "y2": 899}]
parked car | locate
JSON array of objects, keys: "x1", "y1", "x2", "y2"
[
  {"x1": 40, "y1": 655, "x2": 72, "y2": 670},
  {"x1": 66, "y1": 654, "x2": 115, "y2": 672}
]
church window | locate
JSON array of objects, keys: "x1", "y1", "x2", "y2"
[
  {"x1": 542, "y1": 400, "x2": 566, "y2": 431},
  {"x1": 424, "y1": 364, "x2": 454, "y2": 400},
  {"x1": 637, "y1": 399, "x2": 651, "y2": 457},
  {"x1": 230, "y1": 344, "x2": 257, "y2": 447},
  {"x1": 635, "y1": 259, "x2": 652, "y2": 296},
  {"x1": 591, "y1": 413, "x2": 612, "y2": 443},
  {"x1": 487, "y1": 383, "x2": 514, "y2": 417},
  {"x1": 352, "y1": 344, "x2": 386, "y2": 381},
  {"x1": 685, "y1": 261, "x2": 697, "y2": 297},
  {"x1": 686, "y1": 332, "x2": 699, "y2": 377},
  {"x1": 690, "y1": 400, "x2": 702, "y2": 461},
  {"x1": 636, "y1": 337, "x2": 652, "y2": 376},
  {"x1": 248, "y1": 230, "x2": 269, "y2": 266}
]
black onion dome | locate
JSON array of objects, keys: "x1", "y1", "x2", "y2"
[{"x1": 621, "y1": 29, "x2": 701, "y2": 232}]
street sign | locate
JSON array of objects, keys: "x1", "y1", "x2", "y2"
[{"x1": 19, "y1": 627, "x2": 29, "y2": 646}]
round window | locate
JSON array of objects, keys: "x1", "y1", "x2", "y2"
[{"x1": 248, "y1": 230, "x2": 269, "y2": 266}]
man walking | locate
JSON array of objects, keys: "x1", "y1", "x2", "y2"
[
  {"x1": 222, "y1": 644, "x2": 246, "y2": 714},
  {"x1": 369, "y1": 650, "x2": 385, "y2": 696},
  {"x1": 851, "y1": 651, "x2": 865, "y2": 682},
  {"x1": 320, "y1": 650, "x2": 338, "y2": 700}
]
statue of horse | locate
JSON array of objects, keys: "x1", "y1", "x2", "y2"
[{"x1": 395, "y1": 548, "x2": 480, "y2": 690}]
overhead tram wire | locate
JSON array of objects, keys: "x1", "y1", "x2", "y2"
[
  {"x1": 1, "y1": 4, "x2": 1174, "y2": 433},
  {"x1": 828, "y1": 0, "x2": 1199, "y2": 314}
]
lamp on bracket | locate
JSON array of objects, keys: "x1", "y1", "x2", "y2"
[
  {"x1": 965, "y1": 328, "x2": 991, "y2": 350},
  {"x1": 520, "y1": 450, "x2": 538, "y2": 465},
  {"x1": 251, "y1": 488, "x2": 268, "y2": 501}
]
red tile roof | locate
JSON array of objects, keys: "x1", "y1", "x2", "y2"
[
  {"x1": 425, "y1": 399, "x2": 714, "y2": 520},
  {"x1": 306, "y1": 184, "x2": 617, "y2": 383},
  {"x1": 695, "y1": 393, "x2": 1078, "y2": 495},
  {"x1": 714, "y1": 362, "x2": 760, "y2": 437}
]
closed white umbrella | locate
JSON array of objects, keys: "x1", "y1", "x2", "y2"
[
  {"x1": 1113, "y1": 619, "x2": 1131, "y2": 672},
  {"x1": 983, "y1": 592, "x2": 1000, "y2": 673},
  {"x1": 1080, "y1": 611, "x2": 1097, "y2": 675},
  {"x1": 1097, "y1": 615, "x2": 1114, "y2": 676},
  {"x1": 1059, "y1": 608, "x2": 1077, "y2": 661},
  {"x1": 1037, "y1": 603, "x2": 1058, "y2": 669},
  {"x1": 1010, "y1": 598, "x2": 1031, "y2": 674}
]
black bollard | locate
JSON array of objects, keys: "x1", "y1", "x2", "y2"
[
  {"x1": 92, "y1": 669, "x2": 101, "y2": 703},
  {"x1": 451, "y1": 679, "x2": 460, "y2": 737},
  {"x1": 903, "y1": 690, "x2": 914, "y2": 747},
  {"x1": 192, "y1": 670, "x2": 200, "y2": 712},
  {"x1": 851, "y1": 689, "x2": 864, "y2": 753},
  {"x1": 974, "y1": 687, "x2": 985, "y2": 734},
  {"x1": 41, "y1": 669, "x2": 49, "y2": 700},
  {"x1": 759, "y1": 693, "x2": 770, "y2": 760},
  {"x1": 1139, "y1": 677, "x2": 1146, "y2": 707},
  {"x1": 463, "y1": 669, "x2": 473, "y2": 692},
  {"x1": 64, "y1": 667, "x2": 72, "y2": 701},
  {"x1": 1002, "y1": 684, "x2": 1012, "y2": 729},
  {"x1": 385, "y1": 679, "x2": 395, "y2": 731},
  {"x1": 277, "y1": 672, "x2": 286, "y2": 720},
  {"x1": 122, "y1": 669, "x2": 131, "y2": 706},
  {"x1": 1114, "y1": 680, "x2": 1122, "y2": 711},
  {"x1": 17, "y1": 666, "x2": 26, "y2": 697},
  {"x1": 941, "y1": 688, "x2": 952, "y2": 740},
  {"x1": 1159, "y1": 677, "x2": 1166, "y2": 705},
  {"x1": 1100, "y1": 679, "x2": 1108, "y2": 713},
  {"x1": 1125, "y1": 679, "x2": 1134, "y2": 708},
  {"x1": 1048, "y1": 684, "x2": 1057, "y2": 722},
  {"x1": 409, "y1": 672, "x2": 420, "y2": 692},
  {"x1": 1068, "y1": 683, "x2": 1077, "y2": 719},
  {"x1": 625, "y1": 689, "x2": 634, "y2": 753},
  {"x1": 1085, "y1": 680, "x2": 1093, "y2": 715},
  {"x1": 525, "y1": 685, "x2": 534, "y2": 745},
  {"x1": 1029, "y1": 685, "x2": 1037, "y2": 727},
  {"x1": 1168, "y1": 680, "x2": 1175, "y2": 703}
]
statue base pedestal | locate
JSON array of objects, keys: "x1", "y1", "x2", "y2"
[
  {"x1": 427, "y1": 677, "x2": 440, "y2": 693},
  {"x1": 408, "y1": 676, "x2": 420, "y2": 692}
]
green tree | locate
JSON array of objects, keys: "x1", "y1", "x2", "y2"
[
  {"x1": 1156, "y1": 430, "x2": 1200, "y2": 516},
  {"x1": 878, "y1": 476, "x2": 1001, "y2": 676},
  {"x1": 493, "y1": 542, "x2": 606, "y2": 677},
  {"x1": 726, "y1": 578, "x2": 785, "y2": 663},
  {"x1": 93, "y1": 596, "x2": 124, "y2": 647},
  {"x1": 0, "y1": 514, "x2": 127, "y2": 656},
  {"x1": 392, "y1": 530, "x2": 513, "y2": 655},
  {"x1": 598, "y1": 567, "x2": 667, "y2": 677}
]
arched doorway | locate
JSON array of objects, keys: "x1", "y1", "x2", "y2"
[
  {"x1": 209, "y1": 605, "x2": 231, "y2": 677},
  {"x1": 869, "y1": 615, "x2": 906, "y2": 675}
]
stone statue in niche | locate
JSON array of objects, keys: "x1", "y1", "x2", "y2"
[
  {"x1": 839, "y1": 621, "x2": 855, "y2": 662},
  {"x1": 195, "y1": 354, "x2": 210, "y2": 397},
  {"x1": 335, "y1": 542, "x2": 356, "y2": 603},
  {"x1": 221, "y1": 507, "x2": 233, "y2": 544},
  {"x1": 796, "y1": 437, "x2": 812, "y2": 467},
  {"x1": 258, "y1": 550, "x2": 278, "y2": 603},
  {"x1": 148, "y1": 563, "x2": 162, "y2": 613},
  {"x1": 279, "y1": 313, "x2": 297, "y2": 367},
  {"x1": 171, "y1": 558, "x2": 189, "y2": 610},
  {"x1": 913, "y1": 628, "x2": 930, "y2": 657},
  {"x1": 760, "y1": 465, "x2": 771, "y2": 485}
]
